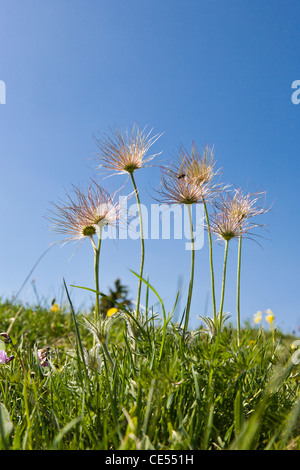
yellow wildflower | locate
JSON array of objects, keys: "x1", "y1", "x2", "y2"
[
  {"x1": 107, "y1": 307, "x2": 118, "y2": 317},
  {"x1": 50, "y1": 303, "x2": 59, "y2": 313},
  {"x1": 253, "y1": 311, "x2": 262, "y2": 324},
  {"x1": 265, "y1": 309, "x2": 275, "y2": 328}
]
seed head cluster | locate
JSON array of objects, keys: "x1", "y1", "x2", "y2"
[
  {"x1": 94, "y1": 124, "x2": 161, "y2": 175},
  {"x1": 47, "y1": 180, "x2": 127, "y2": 245},
  {"x1": 157, "y1": 143, "x2": 220, "y2": 205},
  {"x1": 209, "y1": 189, "x2": 268, "y2": 242}
]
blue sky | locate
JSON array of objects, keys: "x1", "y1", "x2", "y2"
[{"x1": 0, "y1": 0, "x2": 299, "y2": 332}]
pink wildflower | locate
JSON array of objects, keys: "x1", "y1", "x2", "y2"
[
  {"x1": 0, "y1": 350, "x2": 14, "y2": 364},
  {"x1": 38, "y1": 348, "x2": 50, "y2": 367}
]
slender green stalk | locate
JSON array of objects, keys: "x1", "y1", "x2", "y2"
[
  {"x1": 23, "y1": 376, "x2": 33, "y2": 450},
  {"x1": 130, "y1": 172, "x2": 144, "y2": 319},
  {"x1": 63, "y1": 277, "x2": 88, "y2": 379},
  {"x1": 91, "y1": 228, "x2": 102, "y2": 325},
  {"x1": 236, "y1": 234, "x2": 242, "y2": 347},
  {"x1": 203, "y1": 198, "x2": 217, "y2": 324},
  {"x1": 101, "y1": 340, "x2": 115, "y2": 369},
  {"x1": 219, "y1": 239, "x2": 229, "y2": 329},
  {"x1": 11, "y1": 342, "x2": 25, "y2": 374},
  {"x1": 184, "y1": 204, "x2": 195, "y2": 332}
]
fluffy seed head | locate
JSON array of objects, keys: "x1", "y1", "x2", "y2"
[
  {"x1": 217, "y1": 188, "x2": 268, "y2": 221},
  {"x1": 47, "y1": 179, "x2": 130, "y2": 245},
  {"x1": 209, "y1": 210, "x2": 246, "y2": 241},
  {"x1": 95, "y1": 124, "x2": 162, "y2": 175},
  {"x1": 157, "y1": 166, "x2": 207, "y2": 205},
  {"x1": 156, "y1": 142, "x2": 220, "y2": 205},
  {"x1": 177, "y1": 143, "x2": 218, "y2": 187},
  {"x1": 209, "y1": 189, "x2": 268, "y2": 243}
]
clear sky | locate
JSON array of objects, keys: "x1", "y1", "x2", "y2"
[{"x1": 0, "y1": 0, "x2": 299, "y2": 333}]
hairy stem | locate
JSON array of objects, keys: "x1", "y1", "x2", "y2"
[
  {"x1": 130, "y1": 172, "x2": 144, "y2": 319},
  {"x1": 184, "y1": 204, "x2": 195, "y2": 332},
  {"x1": 219, "y1": 239, "x2": 229, "y2": 329},
  {"x1": 91, "y1": 228, "x2": 102, "y2": 325},
  {"x1": 101, "y1": 340, "x2": 115, "y2": 369},
  {"x1": 203, "y1": 198, "x2": 217, "y2": 324},
  {"x1": 236, "y1": 234, "x2": 242, "y2": 347},
  {"x1": 11, "y1": 342, "x2": 25, "y2": 374}
]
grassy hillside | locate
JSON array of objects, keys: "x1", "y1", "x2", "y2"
[{"x1": 0, "y1": 298, "x2": 300, "y2": 450}]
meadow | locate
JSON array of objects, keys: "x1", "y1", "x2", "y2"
[
  {"x1": 0, "y1": 298, "x2": 299, "y2": 451},
  {"x1": 1, "y1": 125, "x2": 300, "y2": 451}
]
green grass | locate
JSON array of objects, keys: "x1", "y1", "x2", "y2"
[{"x1": 1, "y1": 296, "x2": 300, "y2": 451}]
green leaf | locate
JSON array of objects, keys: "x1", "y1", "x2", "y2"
[
  {"x1": 50, "y1": 416, "x2": 82, "y2": 449},
  {"x1": 234, "y1": 389, "x2": 245, "y2": 437},
  {"x1": 0, "y1": 403, "x2": 14, "y2": 444}
]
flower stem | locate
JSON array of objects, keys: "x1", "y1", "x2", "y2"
[
  {"x1": 219, "y1": 239, "x2": 229, "y2": 329},
  {"x1": 236, "y1": 234, "x2": 242, "y2": 347},
  {"x1": 203, "y1": 198, "x2": 217, "y2": 324},
  {"x1": 101, "y1": 340, "x2": 114, "y2": 369},
  {"x1": 11, "y1": 342, "x2": 25, "y2": 374},
  {"x1": 130, "y1": 172, "x2": 144, "y2": 319},
  {"x1": 184, "y1": 204, "x2": 195, "y2": 332},
  {"x1": 91, "y1": 228, "x2": 102, "y2": 325}
]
